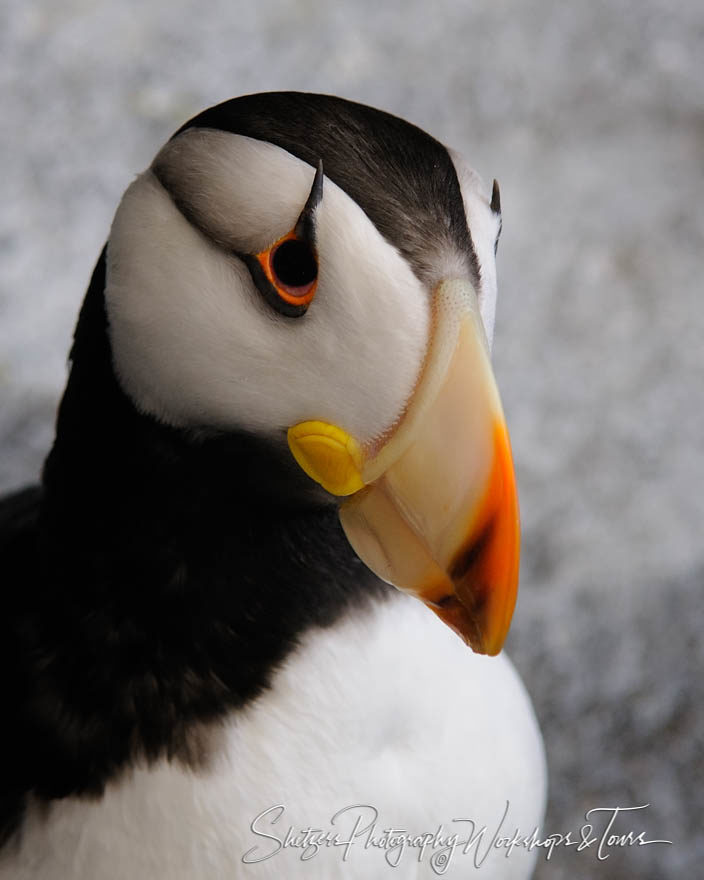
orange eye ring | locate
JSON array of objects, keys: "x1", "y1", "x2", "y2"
[{"x1": 253, "y1": 231, "x2": 318, "y2": 309}]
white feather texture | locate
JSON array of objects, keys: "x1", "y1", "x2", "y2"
[
  {"x1": 1, "y1": 594, "x2": 546, "y2": 880},
  {"x1": 449, "y1": 150, "x2": 502, "y2": 348},
  {"x1": 106, "y1": 133, "x2": 430, "y2": 444}
]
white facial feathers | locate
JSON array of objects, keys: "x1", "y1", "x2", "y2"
[
  {"x1": 106, "y1": 131, "x2": 430, "y2": 444},
  {"x1": 449, "y1": 149, "x2": 502, "y2": 349}
]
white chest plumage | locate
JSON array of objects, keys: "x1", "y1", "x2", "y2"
[{"x1": 1, "y1": 593, "x2": 545, "y2": 880}]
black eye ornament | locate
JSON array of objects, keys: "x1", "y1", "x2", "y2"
[
  {"x1": 242, "y1": 160, "x2": 324, "y2": 318},
  {"x1": 491, "y1": 178, "x2": 502, "y2": 256}
]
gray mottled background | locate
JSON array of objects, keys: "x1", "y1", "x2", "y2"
[{"x1": 1, "y1": 1, "x2": 702, "y2": 877}]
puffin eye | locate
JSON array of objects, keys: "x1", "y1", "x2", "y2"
[
  {"x1": 271, "y1": 239, "x2": 318, "y2": 292},
  {"x1": 242, "y1": 160, "x2": 324, "y2": 319},
  {"x1": 243, "y1": 232, "x2": 319, "y2": 319}
]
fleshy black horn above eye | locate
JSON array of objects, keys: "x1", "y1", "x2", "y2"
[
  {"x1": 294, "y1": 160, "x2": 324, "y2": 244},
  {"x1": 490, "y1": 179, "x2": 501, "y2": 215}
]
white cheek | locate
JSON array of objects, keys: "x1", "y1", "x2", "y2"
[{"x1": 106, "y1": 170, "x2": 429, "y2": 446}]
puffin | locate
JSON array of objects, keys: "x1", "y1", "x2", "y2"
[{"x1": 0, "y1": 92, "x2": 546, "y2": 879}]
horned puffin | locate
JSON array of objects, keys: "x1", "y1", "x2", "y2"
[{"x1": 0, "y1": 93, "x2": 546, "y2": 879}]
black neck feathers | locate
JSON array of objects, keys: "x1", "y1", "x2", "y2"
[{"x1": 2, "y1": 248, "x2": 387, "y2": 828}]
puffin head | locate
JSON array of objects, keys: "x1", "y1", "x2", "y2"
[{"x1": 104, "y1": 92, "x2": 516, "y2": 655}]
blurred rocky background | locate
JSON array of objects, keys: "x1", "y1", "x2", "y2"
[{"x1": 1, "y1": 1, "x2": 702, "y2": 877}]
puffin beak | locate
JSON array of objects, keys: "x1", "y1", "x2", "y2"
[{"x1": 288, "y1": 279, "x2": 519, "y2": 656}]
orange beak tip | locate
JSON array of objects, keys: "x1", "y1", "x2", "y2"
[
  {"x1": 426, "y1": 600, "x2": 515, "y2": 656},
  {"x1": 428, "y1": 421, "x2": 520, "y2": 656},
  {"x1": 423, "y1": 596, "x2": 501, "y2": 656}
]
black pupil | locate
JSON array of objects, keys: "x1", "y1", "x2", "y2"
[{"x1": 271, "y1": 239, "x2": 317, "y2": 290}]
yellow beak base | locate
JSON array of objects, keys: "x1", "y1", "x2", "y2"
[{"x1": 287, "y1": 421, "x2": 364, "y2": 497}]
